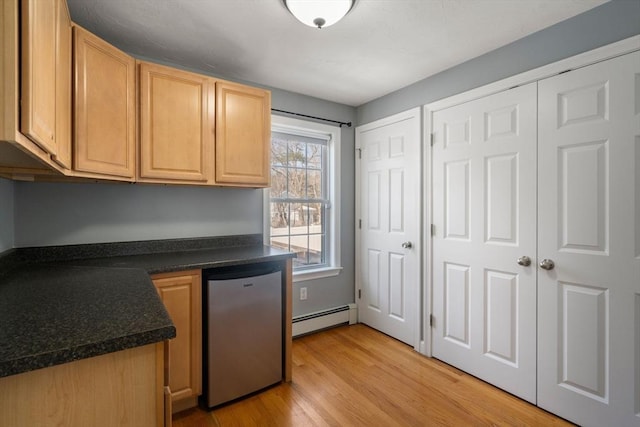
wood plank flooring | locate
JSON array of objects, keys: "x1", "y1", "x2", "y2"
[{"x1": 173, "y1": 324, "x2": 573, "y2": 426}]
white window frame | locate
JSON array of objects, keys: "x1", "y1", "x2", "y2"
[{"x1": 264, "y1": 115, "x2": 342, "y2": 282}]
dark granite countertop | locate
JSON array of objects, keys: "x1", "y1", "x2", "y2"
[
  {"x1": 62, "y1": 244, "x2": 296, "y2": 274},
  {"x1": 0, "y1": 234, "x2": 295, "y2": 378},
  {"x1": 0, "y1": 265, "x2": 175, "y2": 377}
]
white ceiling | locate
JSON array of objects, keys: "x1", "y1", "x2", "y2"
[{"x1": 66, "y1": 0, "x2": 608, "y2": 107}]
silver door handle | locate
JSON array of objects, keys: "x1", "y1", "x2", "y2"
[
  {"x1": 402, "y1": 241, "x2": 412, "y2": 249},
  {"x1": 539, "y1": 259, "x2": 555, "y2": 270},
  {"x1": 517, "y1": 256, "x2": 531, "y2": 266}
]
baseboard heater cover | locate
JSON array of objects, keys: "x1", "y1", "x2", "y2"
[{"x1": 292, "y1": 304, "x2": 357, "y2": 337}]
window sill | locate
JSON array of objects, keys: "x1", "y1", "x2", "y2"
[{"x1": 293, "y1": 266, "x2": 343, "y2": 283}]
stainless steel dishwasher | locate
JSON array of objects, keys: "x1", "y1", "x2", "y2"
[{"x1": 202, "y1": 264, "x2": 283, "y2": 408}]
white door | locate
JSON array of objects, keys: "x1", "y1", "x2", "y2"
[
  {"x1": 431, "y1": 83, "x2": 538, "y2": 403},
  {"x1": 537, "y1": 50, "x2": 640, "y2": 427},
  {"x1": 356, "y1": 108, "x2": 420, "y2": 346}
]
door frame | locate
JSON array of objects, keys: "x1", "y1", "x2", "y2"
[
  {"x1": 355, "y1": 106, "x2": 422, "y2": 351},
  {"x1": 422, "y1": 35, "x2": 640, "y2": 357}
]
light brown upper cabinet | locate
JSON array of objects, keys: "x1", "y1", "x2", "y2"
[
  {"x1": 4, "y1": 0, "x2": 271, "y2": 187},
  {"x1": 20, "y1": 0, "x2": 72, "y2": 167},
  {"x1": 215, "y1": 81, "x2": 271, "y2": 187},
  {"x1": 52, "y1": 0, "x2": 72, "y2": 169},
  {"x1": 139, "y1": 62, "x2": 214, "y2": 183},
  {"x1": 74, "y1": 26, "x2": 136, "y2": 179}
]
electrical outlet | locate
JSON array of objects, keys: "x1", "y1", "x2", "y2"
[{"x1": 300, "y1": 287, "x2": 308, "y2": 300}]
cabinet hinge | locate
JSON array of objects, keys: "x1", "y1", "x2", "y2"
[{"x1": 430, "y1": 314, "x2": 435, "y2": 327}]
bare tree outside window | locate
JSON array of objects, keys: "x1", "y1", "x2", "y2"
[{"x1": 269, "y1": 131, "x2": 328, "y2": 269}]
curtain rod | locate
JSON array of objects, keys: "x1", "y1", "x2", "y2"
[{"x1": 271, "y1": 108, "x2": 352, "y2": 128}]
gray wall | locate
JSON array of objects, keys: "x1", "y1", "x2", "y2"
[
  {"x1": 357, "y1": 0, "x2": 640, "y2": 125},
  {"x1": 13, "y1": 182, "x2": 263, "y2": 246},
  {"x1": 0, "y1": 178, "x2": 14, "y2": 253}
]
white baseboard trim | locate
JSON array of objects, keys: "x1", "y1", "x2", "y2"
[{"x1": 292, "y1": 304, "x2": 357, "y2": 337}]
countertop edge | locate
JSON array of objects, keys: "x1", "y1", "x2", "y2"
[
  {"x1": 144, "y1": 252, "x2": 296, "y2": 275},
  {"x1": 0, "y1": 325, "x2": 176, "y2": 379}
]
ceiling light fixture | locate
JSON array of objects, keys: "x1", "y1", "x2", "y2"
[{"x1": 284, "y1": 0, "x2": 355, "y2": 29}]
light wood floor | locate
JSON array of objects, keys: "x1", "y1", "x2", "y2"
[{"x1": 173, "y1": 324, "x2": 573, "y2": 426}]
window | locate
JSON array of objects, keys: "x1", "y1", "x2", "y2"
[{"x1": 266, "y1": 115, "x2": 341, "y2": 281}]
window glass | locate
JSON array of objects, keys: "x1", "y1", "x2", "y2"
[{"x1": 269, "y1": 130, "x2": 329, "y2": 270}]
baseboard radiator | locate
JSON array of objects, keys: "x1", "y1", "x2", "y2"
[{"x1": 292, "y1": 304, "x2": 357, "y2": 337}]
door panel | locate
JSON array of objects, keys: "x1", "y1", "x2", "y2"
[
  {"x1": 484, "y1": 269, "x2": 518, "y2": 365},
  {"x1": 152, "y1": 271, "x2": 202, "y2": 404},
  {"x1": 558, "y1": 282, "x2": 608, "y2": 401},
  {"x1": 432, "y1": 83, "x2": 537, "y2": 403},
  {"x1": 357, "y1": 109, "x2": 420, "y2": 346},
  {"x1": 636, "y1": 294, "x2": 640, "y2": 417},
  {"x1": 367, "y1": 249, "x2": 381, "y2": 309},
  {"x1": 21, "y1": 0, "x2": 57, "y2": 155},
  {"x1": 389, "y1": 252, "x2": 405, "y2": 319},
  {"x1": 74, "y1": 26, "x2": 135, "y2": 178},
  {"x1": 537, "y1": 50, "x2": 639, "y2": 427},
  {"x1": 444, "y1": 160, "x2": 470, "y2": 240},
  {"x1": 139, "y1": 62, "x2": 213, "y2": 182},
  {"x1": 444, "y1": 262, "x2": 470, "y2": 347},
  {"x1": 486, "y1": 154, "x2": 517, "y2": 244},
  {"x1": 389, "y1": 168, "x2": 404, "y2": 232},
  {"x1": 558, "y1": 141, "x2": 608, "y2": 253},
  {"x1": 52, "y1": 0, "x2": 72, "y2": 169},
  {"x1": 368, "y1": 171, "x2": 381, "y2": 230},
  {"x1": 215, "y1": 81, "x2": 271, "y2": 186}
]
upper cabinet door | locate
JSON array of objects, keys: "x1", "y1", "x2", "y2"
[
  {"x1": 215, "y1": 81, "x2": 271, "y2": 187},
  {"x1": 74, "y1": 26, "x2": 136, "y2": 179},
  {"x1": 139, "y1": 62, "x2": 214, "y2": 182},
  {"x1": 51, "y1": 0, "x2": 72, "y2": 169},
  {"x1": 21, "y1": 0, "x2": 58, "y2": 155}
]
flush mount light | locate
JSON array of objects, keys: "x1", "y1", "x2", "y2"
[{"x1": 284, "y1": 0, "x2": 355, "y2": 29}]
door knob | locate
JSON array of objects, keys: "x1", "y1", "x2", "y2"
[
  {"x1": 402, "y1": 241, "x2": 413, "y2": 249},
  {"x1": 517, "y1": 256, "x2": 531, "y2": 266},
  {"x1": 539, "y1": 259, "x2": 555, "y2": 270}
]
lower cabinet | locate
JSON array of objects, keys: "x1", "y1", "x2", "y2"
[
  {"x1": 152, "y1": 270, "x2": 202, "y2": 411},
  {"x1": 0, "y1": 343, "x2": 165, "y2": 427}
]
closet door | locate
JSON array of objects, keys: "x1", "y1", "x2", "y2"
[
  {"x1": 357, "y1": 109, "x2": 421, "y2": 346},
  {"x1": 431, "y1": 83, "x2": 537, "y2": 403},
  {"x1": 537, "y1": 50, "x2": 640, "y2": 427}
]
